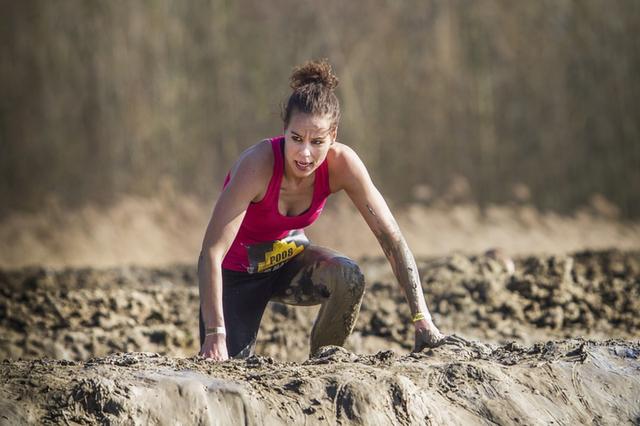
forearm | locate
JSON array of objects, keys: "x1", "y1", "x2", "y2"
[
  {"x1": 373, "y1": 224, "x2": 431, "y2": 320},
  {"x1": 340, "y1": 153, "x2": 445, "y2": 347},
  {"x1": 374, "y1": 224, "x2": 449, "y2": 349},
  {"x1": 198, "y1": 250, "x2": 225, "y2": 329}
]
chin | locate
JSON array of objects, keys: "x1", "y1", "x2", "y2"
[
  {"x1": 291, "y1": 160, "x2": 316, "y2": 176},
  {"x1": 293, "y1": 169, "x2": 314, "y2": 178}
]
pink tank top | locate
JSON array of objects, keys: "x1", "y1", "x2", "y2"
[{"x1": 221, "y1": 136, "x2": 331, "y2": 273}]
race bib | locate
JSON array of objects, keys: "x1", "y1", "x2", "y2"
[{"x1": 245, "y1": 230, "x2": 309, "y2": 273}]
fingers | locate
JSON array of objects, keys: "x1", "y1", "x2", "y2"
[
  {"x1": 198, "y1": 349, "x2": 228, "y2": 362},
  {"x1": 431, "y1": 334, "x2": 469, "y2": 349},
  {"x1": 443, "y1": 334, "x2": 470, "y2": 345},
  {"x1": 413, "y1": 333, "x2": 471, "y2": 353},
  {"x1": 201, "y1": 354, "x2": 225, "y2": 362}
]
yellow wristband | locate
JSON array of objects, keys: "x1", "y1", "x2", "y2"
[{"x1": 412, "y1": 312, "x2": 426, "y2": 323}]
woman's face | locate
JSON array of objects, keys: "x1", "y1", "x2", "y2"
[{"x1": 283, "y1": 112, "x2": 336, "y2": 179}]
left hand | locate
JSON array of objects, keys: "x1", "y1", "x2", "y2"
[
  {"x1": 412, "y1": 319, "x2": 446, "y2": 352},
  {"x1": 413, "y1": 320, "x2": 470, "y2": 352}
]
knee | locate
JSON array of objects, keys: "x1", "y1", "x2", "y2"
[{"x1": 325, "y1": 257, "x2": 365, "y2": 298}]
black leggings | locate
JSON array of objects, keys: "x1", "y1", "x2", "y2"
[{"x1": 199, "y1": 245, "x2": 366, "y2": 358}]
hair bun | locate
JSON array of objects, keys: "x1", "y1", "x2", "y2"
[{"x1": 290, "y1": 59, "x2": 339, "y2": 91}]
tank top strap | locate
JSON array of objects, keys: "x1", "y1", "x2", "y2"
[
  {"x1": 259, "y1": 136, "x2": 285, "y2": 204},
  {"x1": 315, "y1": 152, "x2": 331, "y2": 198}
]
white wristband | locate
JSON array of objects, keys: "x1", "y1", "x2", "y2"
[{"x1": 205, "y1": 326, "x2": 226, "y2": 336}]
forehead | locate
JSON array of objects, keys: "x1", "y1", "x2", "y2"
[{"x1": 288, "y1": 112, "x2": 333, "y2": 135}]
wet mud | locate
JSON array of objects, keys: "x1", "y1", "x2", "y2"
[
  {"x1": 2, "y1": 340, "x2": 639, "y2": 425},
  {"x1": 1, "y1": 249, "x2": 639, "y2": 424}
]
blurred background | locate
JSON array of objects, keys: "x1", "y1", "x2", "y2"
[{"x1": 1, "y1": 0, "x2": 639, "y2": 267}]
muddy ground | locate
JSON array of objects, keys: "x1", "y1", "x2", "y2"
[
  {"x1": 1, "y1": 250, "x2": 639, "y2": 424},
  {"x1": 2, "y1": 340, "x2": 639, "y2": 425}
]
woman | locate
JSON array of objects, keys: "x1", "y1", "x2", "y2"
[{"x1": 199, "y1": 59, "x2": 445, "y2": 361}]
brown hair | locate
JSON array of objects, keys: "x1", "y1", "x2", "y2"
[{"x1": 282, "y1": 59, "x2": 340, "y2": 130}]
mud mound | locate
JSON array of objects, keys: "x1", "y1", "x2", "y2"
[
  {"x1": 1, "y1": 250, "x2": 638, "y2": 362},
  {"x1": 1, "y1": 339, "x2": 639, "y2": 425},
  {"x1": 0, "y1": 265, "x2": 199, "y2": 360},
  {"x1": 363, "y1": 249, "x2": 640, "y2": 348}
]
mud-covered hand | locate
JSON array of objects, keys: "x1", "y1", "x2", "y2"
[
  {"x1": 199, "y1": 333, "x2": 229, "y2": 362},
  {"x1": 412, "y1": 319, "x2": 446, "y2": 352},
  {"x1": 413, "y1": 321, "x2": 470, "y2": 352}
]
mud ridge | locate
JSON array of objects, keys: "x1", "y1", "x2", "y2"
[
  {"x1": 1, "y1": 250, "x2": 639, "y2": 361},
  {"x1": 1, "y1": 250, "x2": 639, "y2": 424},
  {"x1": 1, "y1": 339, "x2": 639, "y2": 425}
]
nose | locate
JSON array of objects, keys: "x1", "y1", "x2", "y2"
[{"x1": 298, "y1": 142, "x2": 311, "y2": 157}]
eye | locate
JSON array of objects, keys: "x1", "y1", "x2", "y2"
[
  {"x1": 292, "y1": 135, "x2": 303, "y2": 142},
  {"x1": 312, "y1": 139, "x2": 325, "y2": 145}
]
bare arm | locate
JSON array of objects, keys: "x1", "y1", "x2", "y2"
[
  {"x1": 362, "y1": 203, "x2": 428, "y2": 318},
  {"x1": 330, "y1": 145, "x2": 445, "y2": 350},
  {"x1": 199, "y1": 142, "x2": 272, "y2": 360}
]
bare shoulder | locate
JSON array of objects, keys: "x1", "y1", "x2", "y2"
[
  {"x1": 229, "y1": 139, "x2": 273, "y2": 181},
  {"x1": 227, "y1": 139, "x2": 274, "y2": 201},
  {"x1": 329, "y1": 142, "x2": 365, "y2": 168},
  {"x1": 327, "y1": 142, "x2": 370, "y2": 192}
]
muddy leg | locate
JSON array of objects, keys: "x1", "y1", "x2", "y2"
[{"x1": 273, "y1": 247, "x2": 366, "y2": 356}]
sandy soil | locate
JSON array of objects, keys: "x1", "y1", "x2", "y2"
[
  {"x1": 2, "y1": 340, "x2": 639, "y2": 425},
  {"x1": 1, "y1": 194, "x2": 639, "y2": 269},
  {"x1": 1, "y1": 250, "x2": 639, "y2": 424}
]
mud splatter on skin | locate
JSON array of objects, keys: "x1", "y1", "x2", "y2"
[{"x1": 365, "y1": 206, "x2": 430, "y2": 317}]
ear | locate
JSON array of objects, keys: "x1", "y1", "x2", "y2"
[{"x1": 330, "y1": 125, "x2": 338, "y2": 143}]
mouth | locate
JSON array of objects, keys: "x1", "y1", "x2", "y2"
[{"x1": 294, "y1": 160, "x2": 314, "y2": 171}]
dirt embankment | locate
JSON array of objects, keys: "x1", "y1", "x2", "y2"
[
  {"x1": 1, "y1": 250, "x2": 639, "y2": 425},
  {"x1": 1, "y1": 250, "x2": 638, "y2": 361},
  {"x1": 2, "y1": 340, "x2": 639, "y2": 424}
]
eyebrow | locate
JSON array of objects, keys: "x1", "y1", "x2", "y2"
[{"x1": 291, "y1": 130, "x2": 330, "y2": 139}]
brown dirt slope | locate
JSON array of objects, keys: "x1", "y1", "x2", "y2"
[
  {"x1": 1, "y1": 340, "x2": 639, "y2": 425},
  {"x1": 0, "y1": 250, "x2": 638, "y2": 361},
  {"x1": 1, "y1": 250, "x2": 639, "y2": 424}
]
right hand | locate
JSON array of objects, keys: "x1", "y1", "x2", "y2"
[{"x1": 199, "y1": 333, "x2": 229, "y2": 362}]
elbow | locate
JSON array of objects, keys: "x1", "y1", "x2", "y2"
[{"x1": 198, "y1": 245, "x2": 224, "y2": 271}]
